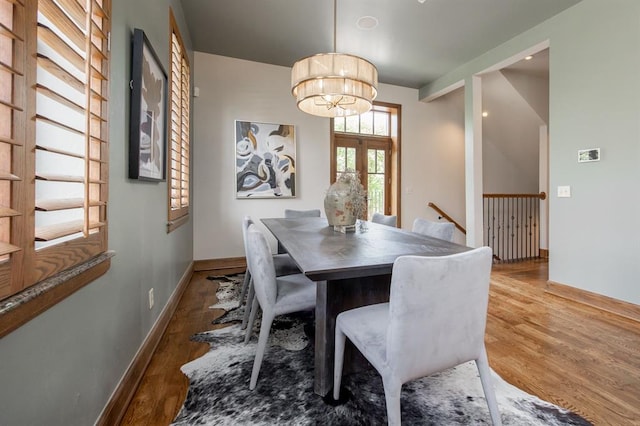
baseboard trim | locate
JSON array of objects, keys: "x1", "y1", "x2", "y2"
[
  {"x1": 539, "y1": 248, "x2": 549, "y2": 258},
  {"x1": 194, "y1": 256, "x2": 246, "y2": 275},
  {"x1": 546, "y1": 280, "x2": 640, "y2": 324},
  {"x1": 96, "y1": 261, "x2": 194, "y2": 426}
]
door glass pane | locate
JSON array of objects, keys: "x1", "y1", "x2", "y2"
[
  {"x1": 346, "y1": 147, "x2": 356, "y2": 171},
  {"x1": 367, "y1": 148, "x2": 376, "y2": 173},
  {"x1": 336, "y1": 146, "x2": 356, "y2": 178},
  {"x1": 337, "y1": 147, "x2": 346, "y2": 173},
  {"x1": 367, "y1": 148, "x2": 385, "y2": 219}
]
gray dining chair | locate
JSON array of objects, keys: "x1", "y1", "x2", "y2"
[
  {"x1": 240, "y1": 216, "x2": 299, "y2": 331},
  {"x1": 333, "y1": 247, "x2": 500, "y2": 426},
  {"x1": 411, "y1": 217, "x2": 455, "y2": 242},
  {"x1": 278, "y1": 208, "x2": 322, "y2": 253},
  {"x1": 284, "y1": 208, "x2": 321, "y2": 218},
  {"x1": 371, "y1": 212, "x2": 397, "y2": 227},
  {"x1": 245, "y1": 224, "x2": 316, "y2": 390}
]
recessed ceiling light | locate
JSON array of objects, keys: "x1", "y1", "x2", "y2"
[
  {"x1": 525, "y1": 55, "x2": 533, "y2": 60},
  {"x1": 482, "y1": 111, "x2": 489, "y2": 117},
  {"x1": 356, "y1": 16, "x2": 378, "y2": 30}
]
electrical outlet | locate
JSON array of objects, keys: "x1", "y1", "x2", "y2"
[
  {"x1": 557, "y1": 185, "x2": 571, "y2": 198},
  {"x1": 148, "y1": 288, "x2": 154, "y2": 309}
]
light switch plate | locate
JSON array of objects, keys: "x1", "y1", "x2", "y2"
[{"x1": 557, "y1": 185, "x2": 571, "y2": 198}]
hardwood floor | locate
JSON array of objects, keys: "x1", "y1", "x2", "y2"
[
  {"x1": 120, "y1": 261, "x2": 640, "y2": 425},
  {"x1": 119, "y1": 272, "x2": 227, "y2": 425},
  {"x1": 488, "y1": 260, "x2": 640, "y2": 425}
]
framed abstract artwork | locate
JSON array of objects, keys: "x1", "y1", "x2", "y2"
[
  {"x1": 235, "y1": 120, "x2": 296, "y2": 198},
  {"x1": 129, "y1": 28, "x2": 167, "y2": 181}
]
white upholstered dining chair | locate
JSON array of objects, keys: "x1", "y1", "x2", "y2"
[
  {"x1": 411, "y1": 217, "x2": 455, "y2": 242},
  {"x1": 333, "y1": 247, "x2": 501, "y2": 426},
  {"x1": 239, "y1": 216, "x2": 299, "y2": 331},
  {"x1": 371, "y1": 212, "x2": 397, "y2": 227},
  {"x1": 245, "y1": 224, "x2": 317, "y2": 390}
]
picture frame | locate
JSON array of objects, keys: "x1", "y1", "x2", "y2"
[
  {"x1": 578, "y1": 148, "x2": 600, "y2": 163},
  {"x1": 129, "y1": 28, "x2": 167, "y2": 181},
  {"x1": 235, "y1": 120, "x2": 296, "y2": 198}
]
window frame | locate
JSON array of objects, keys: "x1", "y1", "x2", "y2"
[
  {"x1": 167, "y1": 8, "x2": 190, "y2": 232},
  {"x1": 330, "y1": 102, "x2": 402, "y2": 225},
  {"x1": 0, "y1": 0, "x2": 111, "y2": 337}
]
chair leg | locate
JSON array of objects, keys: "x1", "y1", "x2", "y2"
[
  {"x1": 244, "y1": 294, "x2": 259, "y2": 344},
  {"x1": 239, "y1": 270, "x2": 251, "y2": 307},
  {"x1": 381, "y1": 377, "x2": 402, "y2": 426},
  {"x1": 249, "y1": 312, "x2": 275, "y2": 390},
  {"x1": 476, "y1": 350, "x2": 502, "y2": 426},
  {"x1": 333, "y1": 325, "x2": 347, "y2": 400},
  {"x1": 241, "y1": 277, "x2": 254, "y2": 330}
]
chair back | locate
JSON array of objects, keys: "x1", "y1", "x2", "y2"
[
  {"x1": 241, "y1": 216, "x2": 254, "y2": 260},
  {"x1": 411, "y1": 218, "x2": 455, "y2": 242},
  {"x1": 284, "y1": 209, "x2": 321, "y2": 218},
  {"x1": 386, "y1": 247, "x2": 493, "y2": 383},
  {"x1": 246, "y1": 224, "x2": 278, "y2": 307},
  {"x1": 371, "y1": 213, "x2": 397, "y2": 227}
]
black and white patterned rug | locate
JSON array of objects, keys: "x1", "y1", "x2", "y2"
[{"x1": 174, "y1": 276, "x2": 590, "y2": 425}]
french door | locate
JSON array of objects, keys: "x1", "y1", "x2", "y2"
[{"x1": 332, "y1": 135, "x2": 391, "y2": 220}]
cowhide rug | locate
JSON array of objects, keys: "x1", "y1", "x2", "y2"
[
  {"x1": 175, "y1": 276, "x2": 590, "y2": 425},
  {"x1": 207, "y1": 274, "x2": 246, "y2": 324}
]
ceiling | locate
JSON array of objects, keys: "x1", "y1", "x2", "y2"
[{"x1": 179, "y1": 0, "x2": 580, "y2": 89}]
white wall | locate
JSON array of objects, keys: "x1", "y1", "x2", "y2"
[
  {"x1": 421, "y1": 0, "x2": 640, "y2": 304},
  {"x1": 482, "y1": 70, "x2": 543, "y2": 193},
  {"x1": 404, "y1": 87, "x2": 467, "y2": 245},
  {"x1": 192, "y1": 53, "x2": 468, "y2": 257}
]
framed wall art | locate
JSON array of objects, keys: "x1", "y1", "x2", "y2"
[
  {"x1": 129, "y1": 28, "x2": 167, "y2": 181},
  {"x1": 235, "y1": 120, "x2": 296, "y2": 198}
]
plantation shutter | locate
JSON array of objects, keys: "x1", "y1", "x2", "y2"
[
  {"x1": 0, "y1": 0, "x2": 110, "y2": 300},
  {"x1": 0, "y1": 0, "x2": 27, "y2": 299},
  {"x1": 32, "y1": 0, "x2": 110, "y2": 284},
  {"x1": 168, "y1": 9, "x2": 189, "y2": 228}
]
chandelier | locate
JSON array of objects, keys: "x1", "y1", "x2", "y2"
[{"x1": 291, "y1": 0, "x2": 378, "y2": 117}]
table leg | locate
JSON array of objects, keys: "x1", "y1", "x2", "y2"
[{"x1": 314, "y1": 275, "x2": 391, "y2": 396}]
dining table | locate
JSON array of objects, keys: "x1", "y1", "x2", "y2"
[{"x1": 261, "y1": 216, "x2": 470, "y2": 396}]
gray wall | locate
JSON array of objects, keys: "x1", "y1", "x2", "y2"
[
  {"x1": 421, "y1": 0, "x2": 640, "y2": 304},
  {"x1": 0, "y1": 1, "x2": 194, "y2": 424}
]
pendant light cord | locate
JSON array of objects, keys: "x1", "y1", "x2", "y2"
[{"x1": 333, "y1": 0, "x2": 337, "y2": 52}]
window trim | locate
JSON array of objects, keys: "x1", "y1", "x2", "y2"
[
  {"x1": 167, "y1": 8, "x2": 190, "y2": 232},
  {"x1": 330, "y1": 102, "x2": 402, "y2": 225},
  {"x1": 0, "y1": 252, "x2": 113, "y2": 338},
  {"x1": 0, "y1": 0, "x2": 112, "y2": 331}
]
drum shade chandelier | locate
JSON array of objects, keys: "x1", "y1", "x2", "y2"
[{"x1": 291, "y1": 0, "x2": 378, "y2": 117}]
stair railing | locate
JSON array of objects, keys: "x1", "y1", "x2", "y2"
[
  {"x1": 427, "y1": 202, "x2": 466, "y2": 234},
  {"x1": 483, "y1": 192, "x2": 546, "y2": 263}
]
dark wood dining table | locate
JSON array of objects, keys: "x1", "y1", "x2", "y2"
[{"x1": 261, "y1": 216, "x2": 470, "y2": 396}]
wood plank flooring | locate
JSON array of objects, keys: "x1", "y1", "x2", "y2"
[
  {"x1": 488, "y1": 260, "x2": 640, "y2": 425},
  {"x1": 120, "y1": 261, "x2": 640, "y2": 425},
  {"x1": 119, "y1": 272, "x2": 227, "y2": 425}
]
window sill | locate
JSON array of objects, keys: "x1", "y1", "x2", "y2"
[
  {"x1": 167, "y1": 214, "x2": 189, "y2": 233},
  {"x1": 0, "y1": 250, "x2": 115, "y2": 338}
]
